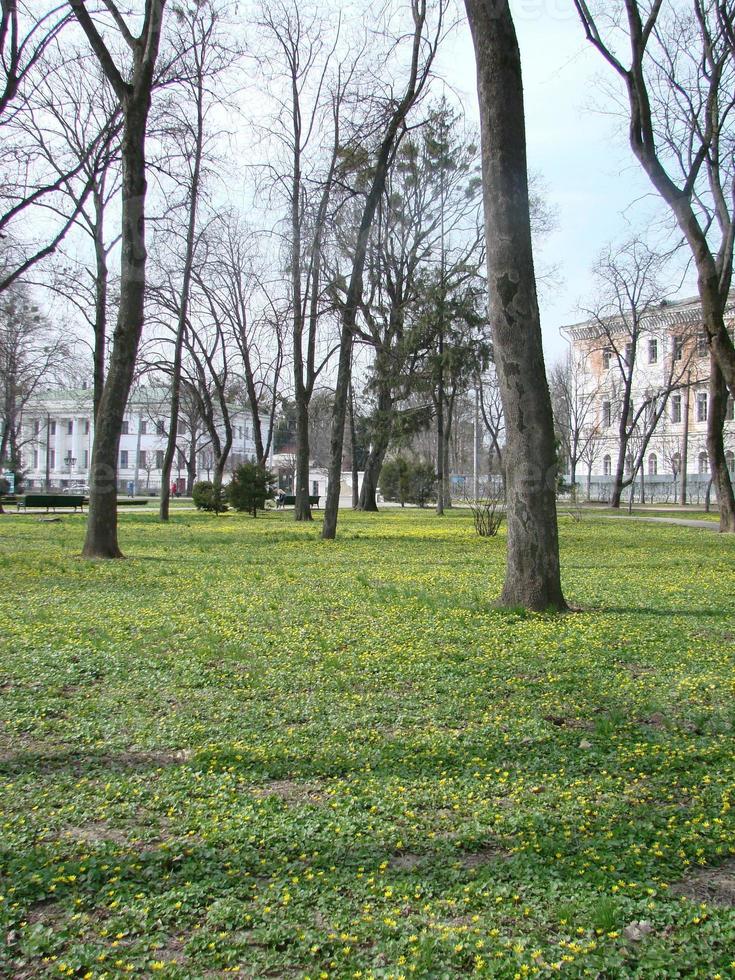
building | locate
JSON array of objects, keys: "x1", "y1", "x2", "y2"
[
  {"x1": 20, "y1": 387, "x2": 259, "y2": 493},
  {"x1": 560, "y1": 295, "x2": 735, "y2": 504}
]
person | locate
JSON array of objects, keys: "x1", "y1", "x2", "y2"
[
  {"x1": 276, "y1": 487, "x2": 286, "y2": 508},
  {"x1": 127, "y1": 480, "x2": 134, "y2": 497},
  {"x1": 171, "y1": 481, "x2": 178, "y2": 499}
]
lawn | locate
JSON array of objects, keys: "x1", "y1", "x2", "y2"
[{"x1": 0, "y1": 509, "x2": 734, "y2": 979}]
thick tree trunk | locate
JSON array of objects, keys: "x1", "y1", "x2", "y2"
[
  {"x1": 294, "y1": 394, "x2": 312, "y2": 521},
  {"x1": 707, "y1": 355, "x2": 735, "y2": 532},
  {"x1": 465, "y1": 0, "x2": 566, "y2": 611},
  {"x1": 82, "y1": 105, "x2": 149, "y2": 559}
]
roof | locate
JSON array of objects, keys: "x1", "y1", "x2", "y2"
[{"x1": 560, "y1": 293, "x2": 735, "y2": 342}]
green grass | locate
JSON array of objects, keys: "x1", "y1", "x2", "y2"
[{"x1": 1, "y1": 509, "x2": 734, "y2": 979}]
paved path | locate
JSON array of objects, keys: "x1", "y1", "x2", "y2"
[{"x1": 597, "y1": 514, "x2": 720, "y2": 531}]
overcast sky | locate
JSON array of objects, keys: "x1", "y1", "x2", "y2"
[{"x1": 440, "y1": 4, "x2": 695, "y2": 366}]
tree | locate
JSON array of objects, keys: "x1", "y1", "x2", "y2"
[
  {"x1": 69, "y1": 0, "x2": 167, "y2": 559},
  {"x1": 156, "y1": 0, "x2": 235, "y2": 522},
  {"x1": 573, "y1": 1, "x2": 735, "y2": 530},
  {"x1": 228, "y1": 461, "x2": 276, "y2": 516},
  {"x1": 0, "y1": 281, "x2": 67, "y2": 487},
  {"x1": 584, "y1": 238, "x2": 697, "y2": 508},
  {"x1": 573, "y1": 1, "x2": 735, "y2": 397},
  {"x1": 464, "y1": 0, "x2": 566, "y2": 611},
  {"x1": 321, "y1": 0, "x2": 445, "y2": 540},
  {"x1": 549, "y1": 354, "x2": 601, "y2": 494}
]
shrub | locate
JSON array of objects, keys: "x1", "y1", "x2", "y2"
[
  {"x1": 192, "y1": 480, "x2": 227, "y2": 513},
  {"x1": 227, "y1": 463, "x2": 276, "y2": 517},
  {"x1": 379, "y1": 458, "x2": 437, "y2": 508}
]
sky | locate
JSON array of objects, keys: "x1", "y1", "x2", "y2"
[{"x1": 438, "y1": 3, "x2": 696, "y2": 366}]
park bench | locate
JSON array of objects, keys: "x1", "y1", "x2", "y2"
[
  {"x1": 17, "y1": 494, "x2": 85, "y2": 512},
  {"x1": 118, "y1": 499, "x2": 149, "y2": 506},
  {"x1": 276, "y1": 494, "x2": 320, "y2": 509}
]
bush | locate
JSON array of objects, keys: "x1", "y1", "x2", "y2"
[
  {"x1": 227, "y1": 463, "x2": 276, "y2": 517},
  {"x1": 192, "y1": 480, "x2": 227, "y2": 513},
  {"x1": 379, "y1": 458, "x2": 437, "y2": 508}
]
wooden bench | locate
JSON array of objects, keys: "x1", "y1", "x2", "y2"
[
  {"x1": 276, "y1": 494, "x2": 320, "y2": 509},
  {"x1": 17, "y1": 494, "x2": 85, "y2": 512}
]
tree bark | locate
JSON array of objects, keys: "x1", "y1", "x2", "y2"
[
  {"x1": 465, "y1": 0, "x2": 566, "y2": 611},
  {"x1": 349, "y1": 380, "x2": 359, "y2": 509},
  {"x1": 294, "y1": 394, "x2": 312, "y2": 521},
  {"x1": 358, "y1": 383, "x2": 393, "y2": 511},
  {"x1": 707, "y1": 355, "x2": 735, "y2": 532},
  {"x1": 82, "y1": 103, "x2": 149, "y2": 559}
]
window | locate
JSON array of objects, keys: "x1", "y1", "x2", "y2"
[
  {"x1": 625, "y1": 454, "x2": 633, "y2": 475},
  {"x1": 84, "y1": 419, "x2": 90, "y2": 435},
  {"x1": 140, "y1": 420, "x2": 148, "y2": 435},
  {"x1": 648, "y1": 338, "x2": 658, "y2": 363},
  {"x1": 697, "y1": 331, "x2": 708, "y2": 358},
  {"x1": 49, "y1": 420, "x2": 56, "y2": 435},
  {"x1": 120, "y1": 450, "x2": 129, "y2": 469},
  {"x1": 49, "y1": 449, "x2": 55, "y2": 469},
  {"x1": 602, "y1": 348, "x2": 612, "y2": 370},
  {"x1": 696, "y1": 392, "x2": 708, "y2": 422},
  {"x1": 83, "y1": 450, "x2": 88, "y2": 468},
  {"x1": 698, "y1": 451, "x2": 709, "y2": 474},
  {"x1": 671, "y1": 394, "x2": 682, "y2": 423},
  {"x1": 726, "y1": 397, "x2": 734, "y2": 421},
  {"x1": 602, "y1": 400, "x2": 611, "y2": 428},
  {"x1": 672, "y1": 452, "x2": 681, "y2": 475},
  {"x1": 625, "y1": 342, "x2": 633, "y2": 365},
  {"x1": 156, "y1": 451, "x2": 164, "y2": 469},
  {"x1": 648, "y1": 453, "x2": 658, "y2": 476},
  {"x1": 33, "y1": 449, "x2": 38, "y2": 469},
  {"x1": 156, "y1": 420, "x2": 165, "y2": 435},
  {"x1": 603, "y1": 455, "x2": 612, "y2": 476},
  {"x1": 673, "y1": 336, "x2": 684, "y2": 361},
  {"x1": 312, "y1": 480, "x2": 319, "y2": 496},
  {"x1": 139, "y1": 450, "x2": 147, "y2": 469},
  {"x1": 67, "y1": 420, "x2": 73, "y2": 435},
  {"x1": 726, "y1": 451, "x2": 735, "y2": 473},
  {"x1": 122, "y1": 420, "x2": 130, "y2": 435},
  {"x1": 33, "y1": 419, "x2": 40, "y2": 435}
]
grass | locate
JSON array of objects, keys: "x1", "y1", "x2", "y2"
[{"x1": 0, "y1": 508, "x2": 734, "y2": 979}]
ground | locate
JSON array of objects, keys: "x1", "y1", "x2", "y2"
[{"x1": 0, "y1": 509, "x2": 734, "y2": 979}]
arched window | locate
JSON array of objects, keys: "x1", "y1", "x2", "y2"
[
  {"x1": 698, "y1": 451, "x2": 709, "y2": 474},
  {"x1": 603, "y1": 455, "x2": 612, "y2": 476},
  {"x1": 726, "y1": 451, "x2": 734, "y2": 473},
  {"x1": 671, "y1": 452, "x2": 681, "y2": 475},
  {"x1": 648, "y1": 453, "x2": 658, "y2": 476},
  {"x1": 625, "y1": 454, "x2": 633, "y2": 475}
]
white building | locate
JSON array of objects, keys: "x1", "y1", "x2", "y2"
[
  {"x1": 20, "y1": 387, "x2": 259, "y2": 493},
  {"x1": 560, "y1": 295, "x2": 735, "y2": 503}
]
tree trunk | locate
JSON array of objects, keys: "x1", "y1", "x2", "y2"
[
  {"x1": 435, "y1": 334, "x2": 445, "y2": 516},
  {"x1": 294, "y1": 393, "x2": 312, "y2": 521},
  {"x1": 707, "y1": 355, "x2": 735, "y2": 532},
  {"x1": 442, "y1": 403, "x2": 452, "y2": 508},
  {"x1": 465, "y1": 0, "x2": 566, "y2": 611},
  {"x1": 358, "y1": 384, "x2": 393, "y2": 511},
  {"x1": 82, "y1": 104, "x2": 149, "y2": 559},
  {"x1": 92, "y1": 185, "x2": 107, "y2": 422},
  {"x1": 349, "y1": 380, "x2": 359, "y2": 509}
]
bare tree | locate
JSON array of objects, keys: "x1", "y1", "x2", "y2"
[
  {"x1": 321, "y1": 0, "x2": 446, "y2": 540},
  {"x1": 69, "y1": 0, "x2": 167, "y2": 558},
  {"x1": 549, "y1": 355, "x2": 601, "y2": 494},
  {"x1": 464, "y1": 0, "x2": 566, "y2": 611},
  {"x1": 572, "y1": 3, "x2": 735, "y2": 395},
  {"x1": 0, "y1": 281, "x2": 67, "y2": 486},
  {"x1": 584, "y1": 238, "x2": 697, "y2": 507}
]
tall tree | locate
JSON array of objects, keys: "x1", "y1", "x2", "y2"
[
  {"x1": 321, "y1": 0, "x2": 445, "y2": 540},
  {"x1": 464, "y1": 0, "x2": 566, "y2": 611},
  {"x1": 69, "y1": 0, "x2": 167, "y2": 558},
  {"x1": 573, "y1": 0, "x2": 735, "y2": 396}
]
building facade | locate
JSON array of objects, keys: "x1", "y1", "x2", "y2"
[
  {"x1": 560, "y1": 295, "x2": 735, "y2": 504},
  {"x1": 20, "y1": 387, "x2": 259, "y2": 493}
]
